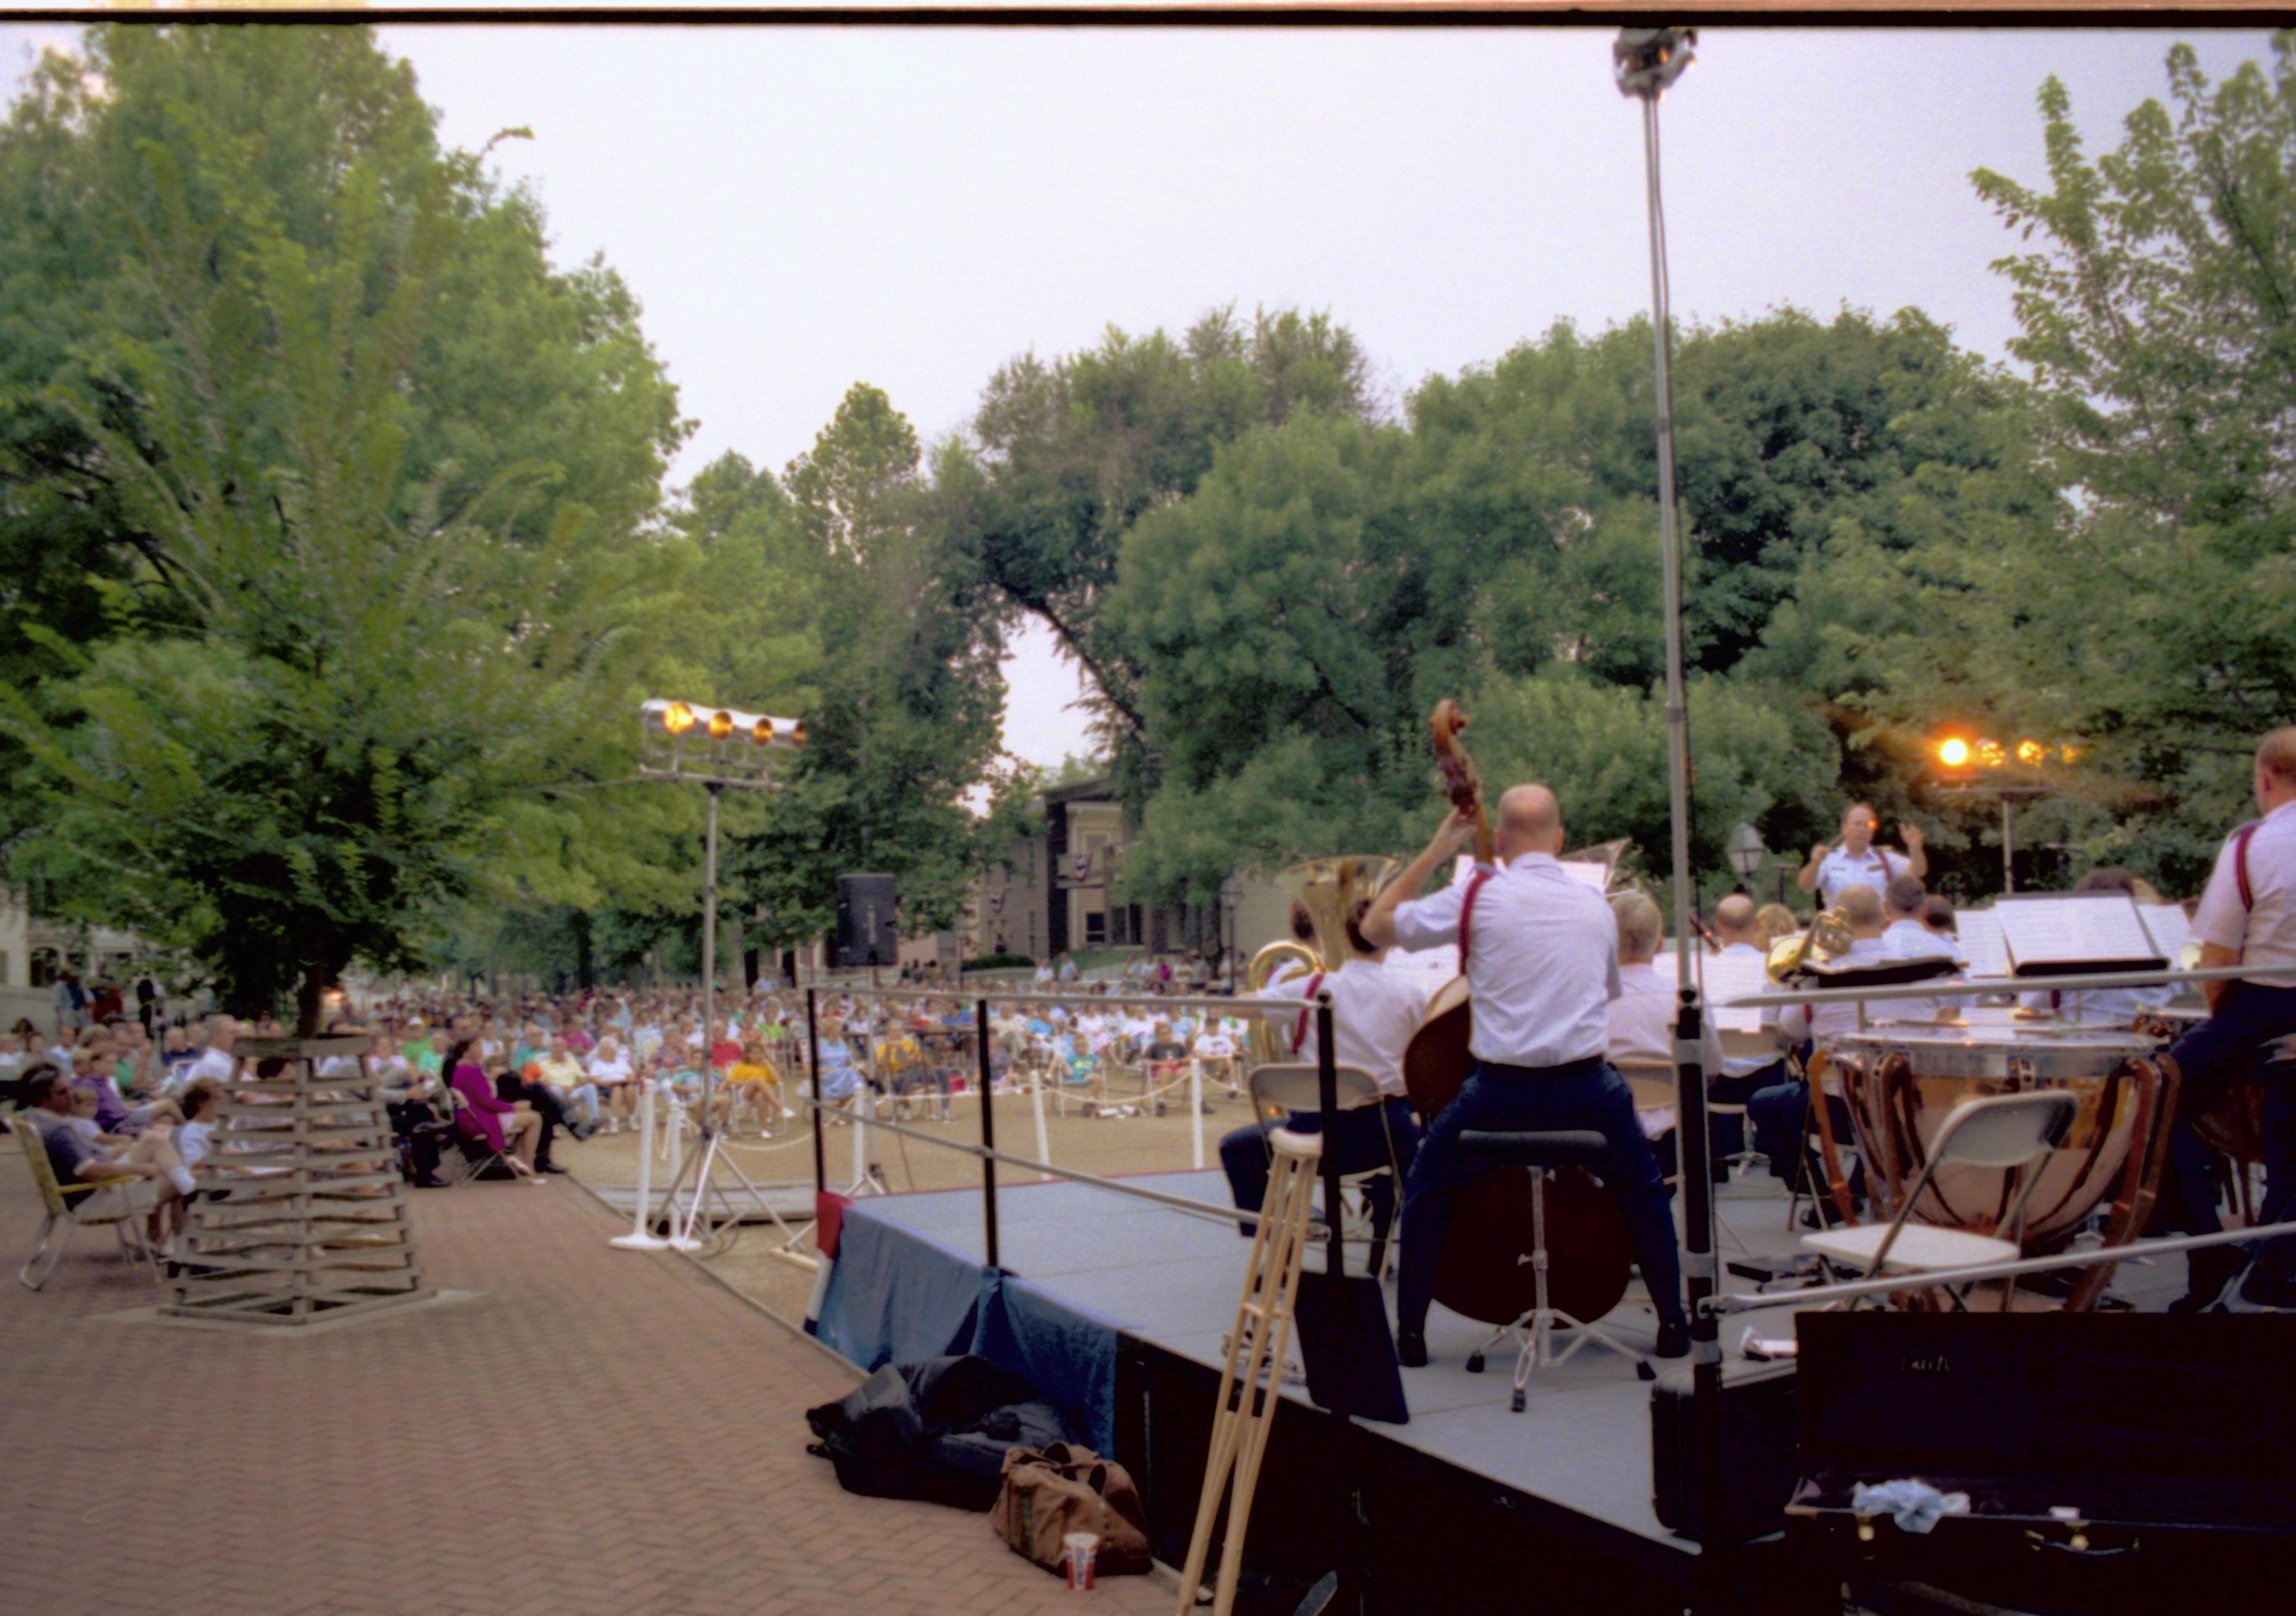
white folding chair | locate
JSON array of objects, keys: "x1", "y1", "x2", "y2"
[
  {"x1": 1801, "y1": 1088, "x2": 2078, "y2": 1311},
  {"x1": 1245, "y1": 1062, "x2": 1405, "y2": 1279},
  {"x1": 16, "y1": 1122, "x2": 161, "y2": 1291}
]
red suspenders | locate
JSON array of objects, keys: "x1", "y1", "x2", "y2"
[
  {"x1": 2234, "y1": 821, "x2": 2261, "y2": 911},
  {"x1": 1289, "y1": 972, "x2": 1327, "y2": 1057},
  {"x1": 1457, "y1": 868, "x2": 1495, "y2": 966}
]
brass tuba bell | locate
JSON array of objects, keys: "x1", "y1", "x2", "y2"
[
  {"x1": 1243, "y1": 855, "x2": 1401, "y2": 1067},
  {"x1": 1767, "y1": 907, "x2": 1856, "y2": 982}
]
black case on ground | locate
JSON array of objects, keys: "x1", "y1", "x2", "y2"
[{"x1": 1648, "y1": 1356, "x2": 1801, "y2": 1544}]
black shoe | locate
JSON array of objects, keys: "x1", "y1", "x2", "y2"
[
  {"x1": 1655, "y1": 1320, "x2": 1692, "y2": 1359},
  {"x1": 2171, "y1": 1246, "x2": 2245, "y2": 1313},
  {"x1": 539, "y1": 1162, "x2": 570, "y2": 1174},
  {"x1": 412, "y1": 1177, "x2": 451, "y2": 1189},
  {"x1": 1395, "y1": 1329, "x2": 1429, "y2": 1369}
]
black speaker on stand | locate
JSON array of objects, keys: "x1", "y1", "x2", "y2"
[{"x1": 834, "y1": 873, "x2": 899, "y2": 970}]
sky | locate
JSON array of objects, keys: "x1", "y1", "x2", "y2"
[{"x1": 1, "y1": 21, "x2": 2278, "y2": 768}]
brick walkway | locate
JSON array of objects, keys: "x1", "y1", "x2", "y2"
[{"x1": 0, "y1": 1149, "x2": 1171, "y2": 1616}]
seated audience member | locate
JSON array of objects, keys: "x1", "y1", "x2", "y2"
[
  {"x1": 125, "y1": 1078, "x2": 225, "y2": 1248},
  {"x1": 532, "y1": 1035, "x2": 598, "y2": 1138},
  {"x1": 446, "y1": 1042, "x2": 547, "y2": 1181},
  {"x1": 1193, "y1": 1018, "x2": 1241, "y2": 1101},
  {"x1": 488, "y1": 1048, "x2": 573, "y2": 1168},
  {"x1": 20, "y1": 1065, "x2": 170, "y2": 1206},
  {"x1": 587, "y1": 1036, "x2": 638, "y2": 1132},
  {"x1": 714, "y1": 1036, "x2": 787, "y2": 1134},
  {"x1": 814, "y1": 1021, "x2": 863, "y2": 1121}
]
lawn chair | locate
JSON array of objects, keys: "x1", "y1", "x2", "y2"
[{"x1": 15, "y1": 1119, "x2": 162, "y2": 1291}]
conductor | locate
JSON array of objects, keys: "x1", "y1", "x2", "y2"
[{"x1": 1361, "y1": 785, "x2": 1690, "y2": 1367}]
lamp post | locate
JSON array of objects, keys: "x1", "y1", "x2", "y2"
[
  {"x1": 1726, "y1": 822, "x2": 1767, "y2": 895},
  {"x1": 1932, "y1": 732, "x2": 2067, "y2": 894},
  {"x1": 624, "y1": 698, "x2": 802, "y2": 1252}
]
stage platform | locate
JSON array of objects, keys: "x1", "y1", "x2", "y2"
[{"x1": 810, "y1": 1167, "x2": 1860, "y2": 1605}]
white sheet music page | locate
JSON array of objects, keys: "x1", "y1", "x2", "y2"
[
  {"x1": 1556, "y1": 860, "x2": 1611, "y2": 893},
  {"x1": 1954, "y1": 911, "x2": 2011, "y2": 980},
  {"x1": 1993, "y1": 894, "x2": 2163, "y2": 972},
  {"x1": 2140, "y1": 903, "x2": 2194, "y2": 962},
  {"x1": 1699, "y1": 948, "x2": 1772, "y2": 1033}
]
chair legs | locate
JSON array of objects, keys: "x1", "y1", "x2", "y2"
[
  {"x1": 1461, "y1": 1170, "x2": 1648, "y2": 1410},
  {"x1": 19, "y1": 1211, "x2": 66, "y2": 1291}
]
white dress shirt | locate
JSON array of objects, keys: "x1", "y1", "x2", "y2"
[
  {"x1": 1813, "y1": 845, "x2": 1906, "y2": 909},
  {"x1": 1606, "y1": 961, "x2": 1675, "y2": 1069},
  {"x1": 1392, "y1": 853, "x2": 1619, "y2": 1068},
  {"x1": 1881, "y1": 918, "x2": 1964, "y2": 1021},
  {"x1": 2193, "y1": 797, "x2": 2296, "y2": 989},
  {"x1": 1714, "y1": 941, "x2": 1782, "y2": 1079},
  {"x1": 1260, "y1": 956, "x2": 1431, "y2": 1097},
  {"x1": 1778, "y1": 936, "x2": 1896, "y2": 1045}
]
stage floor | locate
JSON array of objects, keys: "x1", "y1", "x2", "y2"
[{"x1": 836, "y1": 1168, "x2": 1821, "y2": 1559}]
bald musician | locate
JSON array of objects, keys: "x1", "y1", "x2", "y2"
[
  {"x1": 1363, "y1": 785, "x2": 1689, "y2": 1367},
  {"x1": 2166, "y1": 727, "x2": 2296, "y2": 1312},
  {"x1": 1799, "y1": 802, "x2": 1927, "y2": 910}
]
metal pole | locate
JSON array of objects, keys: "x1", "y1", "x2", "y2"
[
  {"x1": 699, "y1": 782, "x2": 722, "y2": 1133},
  {"x1": 976, "y1": 996, "x2": 1000, "y2": 1271},
  {"x1": 806, "y1": 987, "x2": 826, "y2": 1199},
  {"x1": 1316, "y1": 994, "x2": 1342, "y2": 1280},
  {"x1": 2003, "y1": 796, "x2": 2016, "y2": 894}
]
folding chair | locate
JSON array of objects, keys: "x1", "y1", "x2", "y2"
[
  {"x1": 434, "y1": 1087, "x2": 519, "y2": 1183},
  {"x1": 1246, "y1": 1062, "x2": 1405, "y2": 1279},
  {"x1": 15, "y1": 1121, "x2": 162, "y2": 1291},
  {"x1": 1801, "y1": 1089, "x2": 2078, "y2": 1311}
]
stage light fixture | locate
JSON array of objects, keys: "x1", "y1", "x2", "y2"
[
  {"x1": 1936, "y1": 736, "x2": 1971, "y2": 770},
  {"x1": 1613, "y1": 27, "x2": 1696, "y2": 100},
  {"x1": 2016, "y1": 739, "x2": 2047, "y2": 766},
  {"x1": 663, "y1": 700, "x2": 694, "y2": 736},
  {"x1": 707, "y1": 709, "x2": 734, "y2": 741}
]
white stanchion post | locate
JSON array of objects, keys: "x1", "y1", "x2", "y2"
[
  {"x1": 663, "y1": 1086, "x2": 685, "y2": 1222},
  {"x1": 1030, "y1": 1073, "x2": 1052, "y2": 1184},
  {"x1": 851, "y1": 1094, "x2": 867, "y2": 1189},
  {"x1": 1191, "y1": 1060, "x2": 1205, "y2": 1170},
  {"x1": 609, "y1": 1086, "x2": 668, "y2": 1251}
]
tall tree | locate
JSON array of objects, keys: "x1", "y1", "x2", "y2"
[
  {"x1": 0, "y1": 26, "x2": 687, "y2": 1028},
  {"x1": 1969, "y1": 33, "x2": 2296, "y2": 887}
]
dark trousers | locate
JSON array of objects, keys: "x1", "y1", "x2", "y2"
[
  {"x1": 1746, "y1": 1079, "x2": 1867, "y2": 1201},
  {"x1": 1652, "y1": 1064, "x2": 1781, "y2": 1182},
  {"x1": 1397, "y1": 1059, "x2": 1684, "y2": 1337},
  {"x1": 2165, "y1": 986, "x2": 2296, "y2": 1279},
  {"x1": 387, "y1": 1100, "x2": 444, "y2": 1182},
  {"x1": 495, "y1": 1076, "x2": 567, "y2": 1165},
  {"x1": 1219, "y1": 1096, "x2": 1420, "y2": 1239}
]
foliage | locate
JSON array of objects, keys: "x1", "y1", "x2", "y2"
[
  {"x1": 0, "y1": 26, "x2": 687, "y2": 1028},
  {"x1": 1962, "y1": 34, "x2": 2296, "y2": 889}
]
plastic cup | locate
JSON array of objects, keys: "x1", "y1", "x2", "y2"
[{"x1": 1063, "y1": 1531, "x2": 1098, "y2": 1590}]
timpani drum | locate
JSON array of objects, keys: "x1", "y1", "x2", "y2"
[{"x1": 1816, "y1": 1028, "x2": 2173, "y2": 1308}]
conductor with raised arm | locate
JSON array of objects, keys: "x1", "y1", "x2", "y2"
[
  {"x1": 1362, "y1": 785, "x2": 1689, "y2": 1367},
  {"x1": 1797, "y1": 802, "x2": 1927, "y2": 909}
]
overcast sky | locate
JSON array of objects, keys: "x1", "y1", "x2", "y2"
[{"x1": 2, "y1": 21, "x2": 2276, "y2": 767}]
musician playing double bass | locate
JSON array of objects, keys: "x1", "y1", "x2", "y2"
[
  {"x1": 2166, "y1": 726, "x2": 2296, "y2": 1313},
  {"x1": 1362, "y1": 784, "x2": 1691, "y2": 1367}
]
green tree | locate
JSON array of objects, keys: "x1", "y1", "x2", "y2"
[
  {"x1": 0, "y1": 26, "x2": 687, "y2": 1029},
  {"x1": 1965, "y1": 35, "x2": 2296, "y2": 887}
]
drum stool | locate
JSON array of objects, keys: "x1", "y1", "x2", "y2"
[{"x1": 1455, "y1": 1128, "x2": 1653, "y2": 1411}]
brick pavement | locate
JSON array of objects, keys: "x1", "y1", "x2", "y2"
[{"x1": 0, "y1": 1148, "x2": 1172, "y2": 1616}]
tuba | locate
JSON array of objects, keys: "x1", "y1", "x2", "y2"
[{"x1": 1242, "y1": 855, "x2": 1400, "y2": 1068}]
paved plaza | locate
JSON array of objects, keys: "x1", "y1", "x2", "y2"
[{"x1": 0, "y1": 1152, "x2": 1172, "y2": 1616}]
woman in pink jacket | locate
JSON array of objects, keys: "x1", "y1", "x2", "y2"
[{"x1": 446, "y1": 1041, "x2": 546, "y2": 1180}]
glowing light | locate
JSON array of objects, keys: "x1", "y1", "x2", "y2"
[
  {"x1": 663, "y1": 701, "x2": 695, "y2": 736},
  {"x1": 750, "y1": 717, "x2": 776, "y2": 746},
  {"x1": 1937, "y1": 737, "x2": 1971, "y2": 769},
  {"x1": 707, "y1": 709, "x2": 734, "y2": 741},
  {"x1": 1975, "y1": 739, "x2": 2007, "y2": 768},
  {"x1": 2060, "y1": 744, "x2": 2082, "y2": 764},
  {"x1": 792, "y1": 720, "x2": 807, "y2": 746},
  {"x1": 2016, "y1": 739, "x2": 2047, "y2": 766}
]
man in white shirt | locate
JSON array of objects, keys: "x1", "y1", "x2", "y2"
[
  {"x1": 1798, "y1": 802, "x2": 1927, "y2": 909},
  {"x1": 1364, "y1": 785, "x2": 1688, "y2": 1366},
  {"x1": 2163, "y1": 728, "x2": 2296, "y2": 1310},
  {"x1": 1607, "y1": 893, "x2": 1755, "y2": 1186},
  {"x1": 1220, "y1": 899, "x2": 1429, "y2": 1241},
  {"x1": 1879, "y1": 875, "x2": 1964, "y2": 1021}
]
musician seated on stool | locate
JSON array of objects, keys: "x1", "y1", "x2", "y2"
[
  {"x1": 1881, "y1": 875, "x2": 1965, "y2": 1021},
  {"x1": 2164, "y1": 727, "x2": 2296, "y2": 1311},
  {"x1": 1708, "y1": 894, "x2": 1788, "y2": 1166},
  {"x1": 1220, "y1": 897, "x2": 1427, "y2": 1238},
  {"x1": 1604, "y1": 892, "x2": 1735, "y2": 1186},
  {"x1": 1363, "y1": 786, "x2": 1690, "y2": 1367},
  {"x1": 1745, "y1": 882, "x2": 1890, "y2": 1204}
]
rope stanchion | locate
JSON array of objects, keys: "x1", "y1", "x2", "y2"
[
  {"x1": 609, "y1": 1086, "x2": 669, "y2": 1252},
  {"x1": 1191, "y1": 1060, "x2": 1205, "y2": 1170}
]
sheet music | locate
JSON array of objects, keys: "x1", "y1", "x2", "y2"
[
  {"x1": 1993, "y1": 894, "x2": 2163, "y2": 972},
  {"x1": 1557, "y1": 860, "x2": 1611, "y2": 893},
  {"x1": 1699, "y1": 948, "x2": 1772, "y2": 1033},
  {"x1": 1954, "y1": 910, "x2": 2010, "y2": 980},
  {"x1": 2139, "y1": 902, "x2": 2193, "y2": 962}
]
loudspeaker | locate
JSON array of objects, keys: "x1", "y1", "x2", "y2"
[{"x1": 833, "y1": 874, "x2": 899, "y2": 968}]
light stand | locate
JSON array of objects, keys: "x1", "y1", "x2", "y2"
[
  {"x1": 624, "y1": 699, "x2": 809, "y2": 1256},
  {"x1": 1616, "y1": 19, "x2": 1731, "y2": 1573}
]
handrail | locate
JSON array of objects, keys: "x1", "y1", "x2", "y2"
[
  {"x1": 806, "y1": 982, "x2": 1259, "y2": 1016},
  {"x1": 1701, "y1": 1219, "x2": 2296, "y2": 1317}
]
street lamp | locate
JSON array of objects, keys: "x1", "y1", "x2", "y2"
[
  {"x1": 623, "y1": 696, "x2": 803, "y2": 1253},
  {"x1": 1726, "y1": 822, "x2": 1767, "y2": 894},
  {"x1": 1930, "y1": 729, "x2": 2064, "y2": 893}
]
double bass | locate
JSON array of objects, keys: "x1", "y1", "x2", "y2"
[{"x1": 1399, "y1": 700, "x2": 1634, "y2": 1327}]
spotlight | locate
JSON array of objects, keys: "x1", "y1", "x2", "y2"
[
  {"x1": 1614, "y1": 27, "x2": 1696, "y2": 100},
  {"x1": 707, "y1": 710, "x2": 734, "y2": 741},
  {"x1": 1936, "y1": 737, "x2": 1971, "y2": 770},
  {"x1": 663, "y1": 701, "x2": 695, "y2": 736}
]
